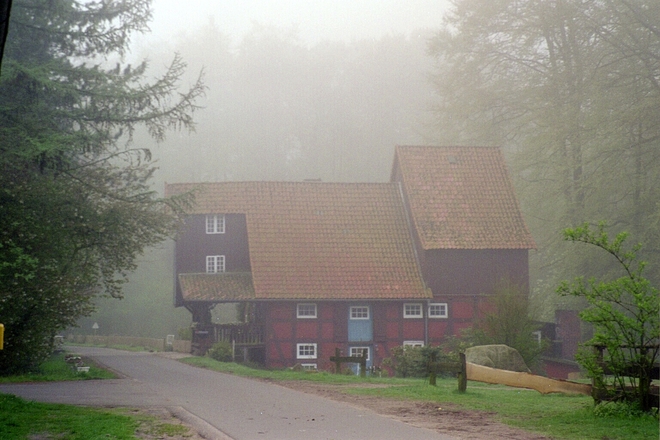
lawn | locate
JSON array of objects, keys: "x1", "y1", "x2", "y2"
[{"x1": 182, "y1": 356, "x2": 659, "y2": 440}]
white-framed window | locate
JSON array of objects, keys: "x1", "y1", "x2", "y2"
[
  {"x1": 532, "y1": 330, "x2": 542, "y2": 345},
  {"x1": 206, "y1": 255, "x2": 225, "y2": 273},
  {"x1": 428, "y1": 303, "x2": 448, "y2": 318},
  {"x1": 403, "y1": 303, "x2": 423, "y2": 318},
  {"x1": 349, "y1": 346, "x2": 370, "y2": 360},
  {"x1": 300, "y1": 363, "x2": 318, "y2": 371},
  {"x1": 297, "y1": 303, "x2": 317, "y2": 319},
  {"x1": 206, "y1": 215, "x2": 225, "y2": 234},
  {"x1": 403, "y1": 341, "x2": 424, "y2": 348},
  {"x1": 350, "y1": 306, "x2": 369, "y2": 320},
  {"x1": 297, "y1": 343, "x2": 317, "y2": 359}
]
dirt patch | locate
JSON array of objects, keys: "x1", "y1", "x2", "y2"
[
  {"x1": 273, "y1": 380, "x2": 551, "y2": 440},
  {"x1": 125, "y1": 407, "x2": 207, "y2": 440}
]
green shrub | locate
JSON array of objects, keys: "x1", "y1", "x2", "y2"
[
  {"x1": 206, "y1": 341, "x2": 233, "y2": 362},
  {"x1": 593, "y1": 401, "x2": 657, "y2": 420},
  {"x1": 383, "y1": 345, "x2": 450, "y2": 378},
  {"x1": 177, "y1": 327, "x2": 192, "y2": 341}
]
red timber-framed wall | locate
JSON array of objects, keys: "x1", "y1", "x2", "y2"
[{"x1": 260, "y1": 300, "x2": 451, "y2": 370}]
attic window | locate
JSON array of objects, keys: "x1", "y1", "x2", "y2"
[
  {"x1": 206, "y1": 215, "x2": 225, "y2": 234},
  {"x1": 448, "y1": 155, "x2": 459, "y2": 164}
]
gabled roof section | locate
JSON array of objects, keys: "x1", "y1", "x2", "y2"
[
  {"x1": 166, "y1": 181, "x2": 431, "y2": 301},
  {"x1": 179, "y1": 273, "x2": 255, "y2": 302},
  {"x1": 392, "y1": 146, "x2": 536, "y2": 250}
]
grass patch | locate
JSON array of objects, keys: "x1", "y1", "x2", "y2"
[
  {"x1": 182, "y1": 356, "x2": 659, "y2": 440},
  {"x1": 66, "y1": 342, "x2": 160, "y2": 352},
  {"x1": 0, "y1": 394, "x2": 192, "y2": 439},
  {"x1": 0, "y1": 393, "x2": 138, "y2": 439},
  {"x1": 0, "y1": 352, "x2": 116, "y2": 383},
  {"x1": 0, "y1": 352, "x2": 116, "y2": 382},
  {"x1": 182, "y1": 356, "x2": 405, "y2": 385}
]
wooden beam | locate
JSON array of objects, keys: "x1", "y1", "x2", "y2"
[{"x1": 466, "y1": 362, "x2": 592, "y2": 395}]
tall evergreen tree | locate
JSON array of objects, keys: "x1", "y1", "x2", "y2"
[{"x1": 0, "y1": 0, "x2": 203, "y2": 373}]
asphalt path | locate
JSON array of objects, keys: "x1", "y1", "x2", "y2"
[{"x1": 0, "y1": 347, "x2": 457, "y2": 440}]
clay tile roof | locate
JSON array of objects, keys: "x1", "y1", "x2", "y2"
[
  {"x1": 178, "y1": 272, "x2": 255, "y2": 301},
  {"x1": 392, "y1": 146, "x2": 536, "y2": 250},
  {"x1": 166, "y1": 181, "x2": 431, "y2": 301}
]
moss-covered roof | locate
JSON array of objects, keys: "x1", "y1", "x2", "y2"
[
  {"x1": 178, "y1": 272, "x2": 255, "y2": 302},
  {"x1": 392, "y1": 146, "x2": 536, "y2": 250}
]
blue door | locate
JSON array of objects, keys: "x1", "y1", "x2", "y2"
[
  {"x1": 347, "y1": 305, "x2": 372, "y2": 342},
  {"x1": 347, "y1": 305, "x2": 373, "y2": 375}
]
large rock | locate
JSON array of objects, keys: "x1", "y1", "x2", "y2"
[{"x1": 465, "y1": 344, "x2": 530, "y2": 373}]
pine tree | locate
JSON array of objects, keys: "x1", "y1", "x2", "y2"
[{"x1": 0, "y1": 0, "x2": 203, "y2": 373}]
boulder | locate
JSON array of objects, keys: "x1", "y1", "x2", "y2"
[{"x1": 465, "y1": 344, "x2": 530, "y2": 373}]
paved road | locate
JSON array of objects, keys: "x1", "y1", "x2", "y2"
[{"x1": 0, "y1": 347, "x2": 456, "y2": 440}]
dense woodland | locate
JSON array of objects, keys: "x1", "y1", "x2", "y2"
[{"x1": 74, "y1": 1, "x2": 659, "y2": 336}]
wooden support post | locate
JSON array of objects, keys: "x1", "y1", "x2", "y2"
[
  {"x1": 458, "y1": 352, "x2": 467, "y2": 393},
  {"x1": 428, "y1": 352, "x2": 437, "y2": 386},
  {"x1": 359, "y1": 348, "x2": 367, "y2": 378},
  {"x1": 334, "y1": 348, "x2": 341, "y2": 374}
]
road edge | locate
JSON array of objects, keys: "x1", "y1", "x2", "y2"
[{"x1": 168, "y1": 406, "x2": 234, "y2": 440}]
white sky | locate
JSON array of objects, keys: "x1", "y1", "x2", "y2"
[{"x1": 143, "y1": 0, "x2": 451, "y2": 45}]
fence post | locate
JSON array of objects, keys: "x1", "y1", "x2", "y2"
[
  {"x1": 458, "y1": 352, "x2": 467, "y2": 393},
  {"x1": 334, "y1": 348, "x2": 341, "y2": 374},
  {"x1": 359, "y1": 348, "x2": 367, "y2": 378},
  {"x1": 428, "y1": 352, "x2": 437, "y2": 386}
]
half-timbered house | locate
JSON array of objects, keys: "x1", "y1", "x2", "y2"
[{"x1": 166, "y1": 146, "x2": 536, "y2": 370}]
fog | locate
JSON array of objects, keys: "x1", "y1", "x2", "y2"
[
  {"x1": 145, "y1": 0, "x2": 450, "y2": 46},
  {"x1": 74, "y1": 0, "x2": 660, "y2": 344},
  {"x1": 125, "y1": 1, "x2": 452, "y2": 186},
  {"x1": 78, "y1": 0, "x2": 451, "y2": 337}
]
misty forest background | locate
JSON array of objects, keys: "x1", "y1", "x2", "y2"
[{"x1": 76, "y1": 2, "x2": 659, "y2": 339}]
